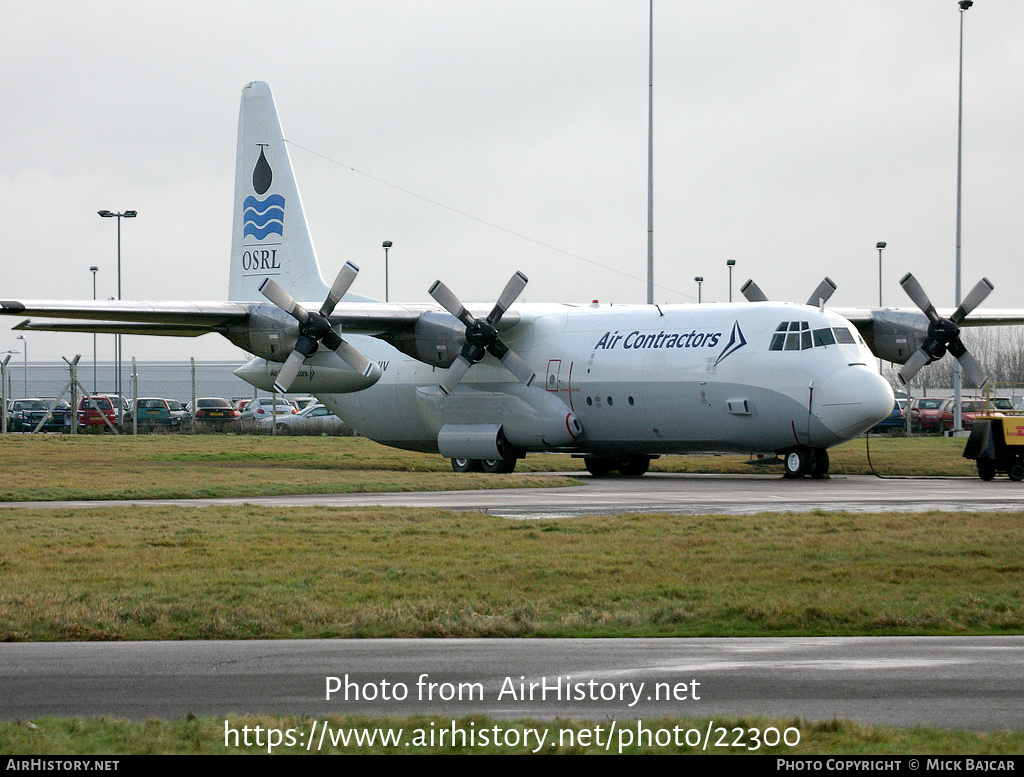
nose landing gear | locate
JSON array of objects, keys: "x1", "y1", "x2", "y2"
[{"x1": 782, "y1": 446, "x2": 829, "y2": 479}]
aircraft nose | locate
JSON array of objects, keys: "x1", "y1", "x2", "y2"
[{"x1": 814, "y1": 365, "x2": 895, "y2": 441}]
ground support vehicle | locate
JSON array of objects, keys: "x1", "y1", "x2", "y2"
[{"x1": 963, "y1": 417, "x2": 1024, "y2": 481}]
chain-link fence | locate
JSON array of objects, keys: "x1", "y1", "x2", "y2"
[{"x1": 0, "y1": 357, "x2": 351, "y2": 435}]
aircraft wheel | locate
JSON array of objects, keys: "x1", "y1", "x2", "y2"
[
  {"x1": 1008, "y1": 461, "x2": 1024, "y2": 482},
  {"x1": 481, "y1": 458, "x2": 517, "y2": 474},
  {"x1": 583, "y1": 457, "x2": 615, "y2": 477},
  {"x1": 809, "y1": 448, "x2": 830, "y2": 479},
  {"x1": 977, "y1": 459, "x2": 996, "y2": 482},
  {"x1": 451, "y1": 457, "x2": 481, "y2": 473},
  {"x1": 783, "y1": 448, "x2": 810, "y2": 479},
  {"x1": 617, "y1": 455, "x2": 650, "y2": 477}
]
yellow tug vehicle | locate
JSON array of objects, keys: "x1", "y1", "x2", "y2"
[{"x1": 962, "y1": 386, "x2": 1024, "y2": 481}]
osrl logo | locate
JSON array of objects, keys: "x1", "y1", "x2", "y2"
[
  {"x1": 243, "y1": 194, "x2": 285, "y2": 240},
  {"x1": 243, "y1": 145, "x2": 285, "y2": 241}
]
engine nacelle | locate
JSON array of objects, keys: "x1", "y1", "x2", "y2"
[
  {"x1": 858, "y1": 310, "x2": 928, "y2": 365},
  {"x1": 384, "y1": 310, "x2": 523, "y2": 369},
  {"x1": 223, "y1": 305, "x2": 299, "y2": 359},
  {"x1": 234, "y1": 353, "x2": 380, "y2": 394},
  {"x1": 383, "y1": 311, "x2": 464, "y2": 368}
]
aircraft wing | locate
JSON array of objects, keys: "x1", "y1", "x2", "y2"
[
  {"x1": 834, "y1": 307, "x2": 1024, "y2": 329},
  {"x1": 0, "y1": 297, "x2": 445, "y2": 340},
  {"x1": 0, "y1": 299, "x2": 251, "y2": 326}
]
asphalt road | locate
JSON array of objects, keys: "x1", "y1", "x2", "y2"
[
  {"x1": 4, "y1": 472, "x2": 1024, "y2": 517},
  {"x1": 3, "y1": 637, "x2": 1023, "y2": 730}
]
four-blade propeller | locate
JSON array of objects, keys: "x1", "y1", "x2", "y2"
[
  {"x1": 897, "y1": 273, "x2": 992, "y2": 387},
  {"x1": 428, "y1": 271, "x2": 536, "y2": 396},
  {"x1": 740, "y1": 277, "x2": 837, "y2": 307},
  {"x1": 259, "y1": 261, "x2": 382, "y2": 393}
]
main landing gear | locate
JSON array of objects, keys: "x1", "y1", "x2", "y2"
[
  {"x1": 450, "y1": 457, "x2": 518, "y2": 474},
  {"x1": 583, "y1": 455, "x2": 651, "y2": 477},
  {"x1": 781, "y1": 446, "x2": 829, "y2": 479}
]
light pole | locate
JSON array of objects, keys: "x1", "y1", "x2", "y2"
[
  {"x1": 98, "y1": 210, "x2": 136, "y2": 407},
  {"x1": 876, "y1": 242, "x2": 886, "y2": 307},
  {"x1": 953, "y1": 0, "x2": 972, "y2": 433},
  {"x1": 382, "y1": 241, "x2": 393, "y2": 302},
  {"x1": 694, "y1": 276, "x2": 703, "y2": 304},
  {"x1": 16, "y1": 335, "x2": 27, "y2": 396},
  {"x1": 726, "y1": 260, "x2": 736, "y2": 302},
  {"x1": 646, "y1": 0, "x2": 654, "y2": 305},
  {"x1": 90, "y1": 266, "x2": 98, "y2": 393},
  {"x1": 876, "y1": 242, "x2": 887, "y2": 374}
]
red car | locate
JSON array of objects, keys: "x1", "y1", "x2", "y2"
[
  {"x1": 908, "y1": 397, "x2": 948, "y2": 433},
  {"x1": 937, "y1": 398, "x2": 1010, "y2": 432},
  {"x1": 77, "y1": 395, "x2": 118, "y2": 428}
]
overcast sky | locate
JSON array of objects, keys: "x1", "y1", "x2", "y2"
[{"x1": 2, "y1": 0, "x2": 1022, "y2": 361}]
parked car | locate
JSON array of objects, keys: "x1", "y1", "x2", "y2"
[
  {"x1": 937, "y1": 398, "x2": 1010, "y2": 432},
  {"x1": 77, "y1": 395, "x2": 119, "y2": 428},
  {"x1": 132, "y1": 398, "x2": 175, "y2": 429},
  {"x1": 265, "y1": 402, "x2": 346, "y2": 434},
  {"x1": 870, "y1": 398, "x2": 907, "y2": 433},
  {"x1": 166, "y1": 399, "x2": 188, "y2": 427},
  {"x1": 7, "y1": 398, "x2": 69, "y2": 432},
  {"x1": 240, "y1": 397, "x2": 297, "y2": 421},
  {"x1": 908, "y1": 397, "x2": 949, "y2": 433},
  {"x1": 187, "y1": 397, "x2": 242, "y2": 426}
]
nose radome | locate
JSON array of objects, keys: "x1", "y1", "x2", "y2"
[{"x1": 815, "y1": 366, "x2": 895, "y2": 439}]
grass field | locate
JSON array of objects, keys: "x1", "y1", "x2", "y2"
[
  {"x1": 2, "y1": 506, "x2": 1021, "y2": 641},
  {"x1": 0, "y1": 433, "x2": 977, "y2": 502}
]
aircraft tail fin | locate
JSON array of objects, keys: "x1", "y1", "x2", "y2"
[{"x1": 229, "y1": 81, "x2": 329, "y2": 303}]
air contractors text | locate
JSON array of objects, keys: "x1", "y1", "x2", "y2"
[{"x1": 594, "y1": 330, "x2": 722, "y2": 351}]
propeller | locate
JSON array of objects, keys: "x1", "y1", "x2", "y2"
[
  {"x1": 896, "y1": 272, "x2": 992, "y2": 387},
  {"x1": 258, "y1": 261, "x2": 381, "y2": 393},
  {"x1": 740, "y1": 277, "x2": 836, "y2": 307},
  {"x1": 428, "y1": 271, "x2": 536, "y2": 396}
]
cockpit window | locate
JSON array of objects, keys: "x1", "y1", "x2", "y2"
[
  {"x1": 832, "y1": 327, "x2": 857, "y2": 344},
  {"x1": 770, "y1": 322, "x2": 859, "y2": 351},
  {"x1": 813, "y1": 328, "x2": 836, "y2": 347}
]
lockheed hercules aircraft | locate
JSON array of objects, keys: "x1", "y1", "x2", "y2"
[{"x1": 4, "y1": 82, "x2": 1021, "y2": 478}]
